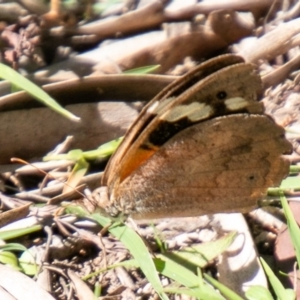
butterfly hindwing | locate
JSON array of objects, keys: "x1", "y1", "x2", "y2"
[{"x1": 108, "y1": 115, "x2": 291, "y2": 219}]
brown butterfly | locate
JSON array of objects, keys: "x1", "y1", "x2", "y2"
[{"x1": 93, "y1": 54, "x2": 292, "y2": 219}]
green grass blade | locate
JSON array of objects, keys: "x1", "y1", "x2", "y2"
[
  {"x1": 155, "y1": 257, "x2": 226, "y2": 299},
  {"x1": 279, "y1": 176, "x2": 300, "y2": 189},
  {"x1": 92, "y1": 214, "x2": 169, "y2": 300},
  {"x1": 260, "y1": 257, "x2": 295, "y2": 300},
  {"x1": 0, "y1": 243, "x2": 28, "y2": 252},
  {"x1": 0, "y1": 225, "x2": 42, "y2": 240},
  {"x1": 123, "y1": 65, "x2": 160, "y2": 74},
  {"x1": 280, "y1": 192, "x2": 300, "y2": 272},
  {"x1": 0, "y1": 63, "x2": 80, "y2": 122},
  {"x1": 43, "y1": 137, "x2": 123, "y2": 162},
  {"x1": 203, "y1": 273, "x2": 244, "y2": 300},
  {"x1": 163, "y1": 232, "x2": 237, "y2": 269},
  {"x1": 245, "y1": 285, "x2": 274, "y2": 300}
]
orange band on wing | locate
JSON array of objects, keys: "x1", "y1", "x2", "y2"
[{"x1": 119, "y1": 146, "x2": 158, "y2": 183}]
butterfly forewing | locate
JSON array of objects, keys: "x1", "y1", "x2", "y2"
[
  {"x1": 102, "y1": 54, "x2": 246, "y2": 185},
  {"x1": 108, "y1": 62, "x2": 264, "y2": 186}
]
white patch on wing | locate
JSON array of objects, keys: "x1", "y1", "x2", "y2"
[
  {"x1": 225, "y1": 97, "x2": 248, "y2": 111},
  {"x1": 161, "y1": 102, "x2": 213, "y2": 122}
]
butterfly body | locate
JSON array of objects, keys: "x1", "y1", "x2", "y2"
[{"x1": 94, "y1": 54, "x2": 292, "y2": 219}]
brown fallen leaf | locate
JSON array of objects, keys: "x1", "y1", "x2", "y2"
[
  {"x1": 262, "y1": 53, "x2": 300, "y2": 88},
  {"x1": 0, "y1": 201, "x2": 31, "y2": 227},
  {"x1": 67, "y1": 269, "x2": 95, "y2": 300}
]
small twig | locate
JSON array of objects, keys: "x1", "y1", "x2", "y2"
[{"x1": 262, "y1": 53, "x2": 300, "y2": 88}]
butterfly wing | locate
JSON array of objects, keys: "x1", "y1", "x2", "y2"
[
  {"x1": 102, "y1": 54, "x2": 246, "y2": 185},
  {"x1": 106, "y1": 61, "x2": 263, "y2": 188},
  {"x1": 106, "y1": 114, "x2": 291, "y2": 219},
  {"x1": 98, "y1": 55, "x2": 291, "y2": 219}
]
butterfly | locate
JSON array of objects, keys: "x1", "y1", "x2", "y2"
[{"x1": 93, "y1": 54, "x2": 292, "y2": 219}]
